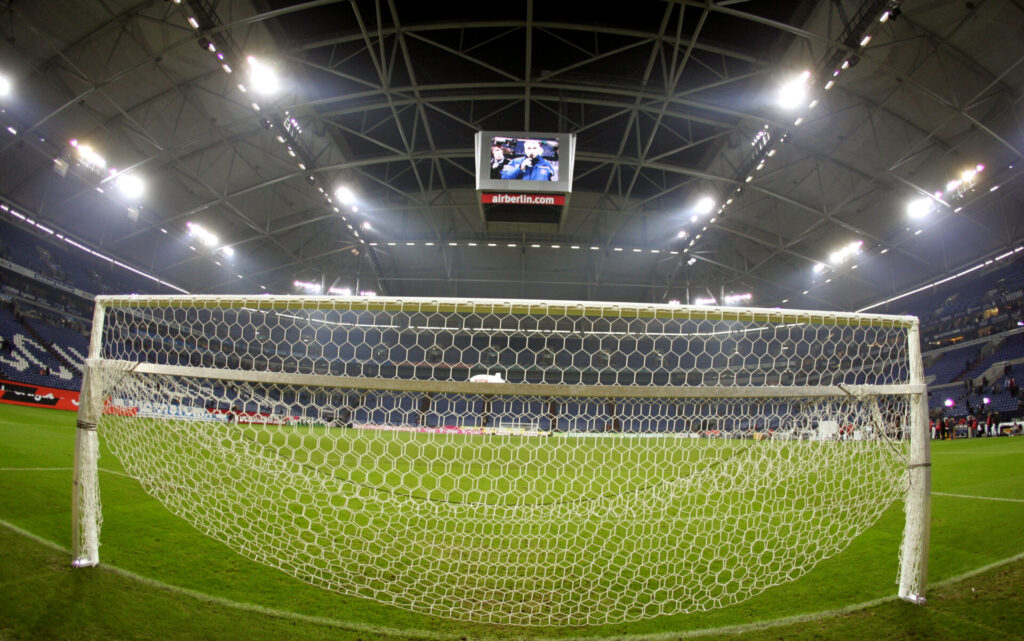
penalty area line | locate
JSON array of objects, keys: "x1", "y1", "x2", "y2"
[
  {"x1": 0, "y1": 466, "x2": 134, "y2": 479},
  {"x1": 2, "y1": 518, "x2": 1024, "y2": 641},
  {"x1": 933, "y1": 491, "x2": 1024, "y2": 504}
]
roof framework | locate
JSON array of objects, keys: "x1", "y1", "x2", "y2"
[{"x1": 0, "y1": 0, "x2": 1022, "y2": 312}]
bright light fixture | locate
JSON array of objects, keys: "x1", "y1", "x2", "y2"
[
  {"x1": 246, "y1": 56, "x2": 280, "y2": 95},
  {"x1": 694, "y1": 196, "x2": 715, "y2": 215},
  {"x1": 906, "y1": 196, "x2": 935, "y2": 219},
  {"x1": 71, "y1": 141, "x2": 107, "y2": 169},
  {"x1": 335, "y1": 186, "x2": 356, "y2": 204},
  {"x1": 115, "y1": 173, "x2": 144, "y2": 199},
  {"x1": 829, "y1": 240, "x2": 863, "y2": 265},
  {"x1": 0, "y1": 75, "x2": 10, "y2": 96},
  {"x1": 723, "y1": 293, "x2": 752, "y2": 305},
  {"x1": 777, "y1": 70, "x2": 811, "y2": 110},
  {"x1": 293, "y1": 280, "x2": 321, "y2": 293},
  {"x1": 186, "y1": 221, "x2": 219, "y2": 247}
]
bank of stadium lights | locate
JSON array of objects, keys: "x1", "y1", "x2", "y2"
[
  {"x1": 723, "y1": 293, "x2": 753, "y2": 305},
  {"x1": 69, "y1": 139, "x2": 106, "y2": 170},
  {"x1": 829, "y1": 240, "x2": 863, "y2": 266},
  {"x1": 335, "y1": 186, "x2": 356, "y2": 205},
  {"x1": 777, "y1": 70, "x2": 811, "y2": 110},
  {"x1": 114, "y1": 173, "x2": 144, "y2": 200},
  {"x1": 944, "y1": 164, "x2": 985, "y2": 198},
  {"x1": 694, "y1": 196, "x2": 716, "y2": 216},
  {"x1": 370, "y1": 241, "x2": 682, "y2": 256},
  {"x1": 906, "y1": 196, "x2": 937, "y2": 219},
  {"x1": 0, "y1": 74, "x2": 10, "y2": 97},
  {"x1": 185, "y1": 221, "x2": 234, "y2": 259},
  {"x1": 246, "y1": 56, "x2": 280, "y2": 95},
  {"x1": 293, "y1": 280, "x2": 321, "y2": 293}
]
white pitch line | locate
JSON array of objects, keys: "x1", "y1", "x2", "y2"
[
  {"x1": 933, "y1": 491, "x2": 1024, "y2": 504},
  {"x1": 0, "y1": 466, "x2": 133, "y2": 478}
]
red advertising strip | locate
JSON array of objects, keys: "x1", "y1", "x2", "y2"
[
  {"x1": 0, "y1": 378, "x2": 80, "y2": 411},
  {"x1": 481, "y1": 193, "x2": 565, "y2": 205}
]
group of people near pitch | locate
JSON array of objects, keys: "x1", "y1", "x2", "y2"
[{"x1": 930, "y1": 413, "x2": 1020, "y2": 439}]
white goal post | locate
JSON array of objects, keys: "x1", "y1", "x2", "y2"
[{"x1": 72, "y1": 295, "x2": 930, "y2": 625}]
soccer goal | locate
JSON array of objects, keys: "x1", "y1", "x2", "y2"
[{"x1": 72, "y1": 296, "x2": 930, "y2": 625}]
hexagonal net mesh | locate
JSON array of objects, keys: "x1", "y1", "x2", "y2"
[{"x1": 74, "y1": 296, "x2": 928, "y2": 625}]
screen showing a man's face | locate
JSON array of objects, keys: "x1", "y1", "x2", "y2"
[{"x1": 486, "y1": 135, "x2": 562, "y2": 182}]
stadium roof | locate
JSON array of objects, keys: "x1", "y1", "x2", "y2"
[{"x1": 0, "y1": 0, "x2": 1022, "y2": 312}]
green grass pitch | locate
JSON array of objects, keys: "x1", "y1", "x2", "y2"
[{"x1": 1, "y1": 402, "x2": 1023, "y2": 639}]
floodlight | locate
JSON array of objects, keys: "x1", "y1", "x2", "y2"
[
  {"x1": 943, "y1": 398, "x2": 954, "y2": 408},
  {"x1": 115, "y1": 173, "x2": 144, "y2": 199},
  {"x1": 723, "y1": 293, "x2": 752, "y2": 305},
  {"x1": 335, "y1": 185, "x2": 356, "y2": 204},
  {"x1": 777, "y1": 70, "x2": 811, "y2": 110},
  {"x1": 247, "y1": 56, "x2": 280, "y2": 95},
  {"x1": 813, "y1": 263, "x2": 827, "y2": 274},
  {"x1": 0, "y1": 74, "x2": 10, "y2": 97},
  {"x1": 220, "y1": 246, "x2": 234, "y2": 258},
  {"x1": 906, "y1": 196, "x2": 934, "y2": 219},
  {"x1": 983, "y1": 397, "x2": 991, "y2": 405},
  {"x1": 186, "y1": 221, "x2": 219, "y2": 247},
  {"x1": 694, "y1": 196, "x2": 715, "y2": 215},
  {"x1": 72, "y1": 142, "x2": 107, "y2": 169}
]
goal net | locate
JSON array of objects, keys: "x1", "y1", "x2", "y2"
[{"x1": 72, "y1": 296, "x2": 930, "y2": 626}]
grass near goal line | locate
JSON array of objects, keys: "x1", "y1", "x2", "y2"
[{"x1": 1, "y1": 402, "x2": 1023, "y2": 639}]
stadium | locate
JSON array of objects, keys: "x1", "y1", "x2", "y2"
[{"x1": 1, "y1": 1, "x2": 1023, "y2": 639}]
